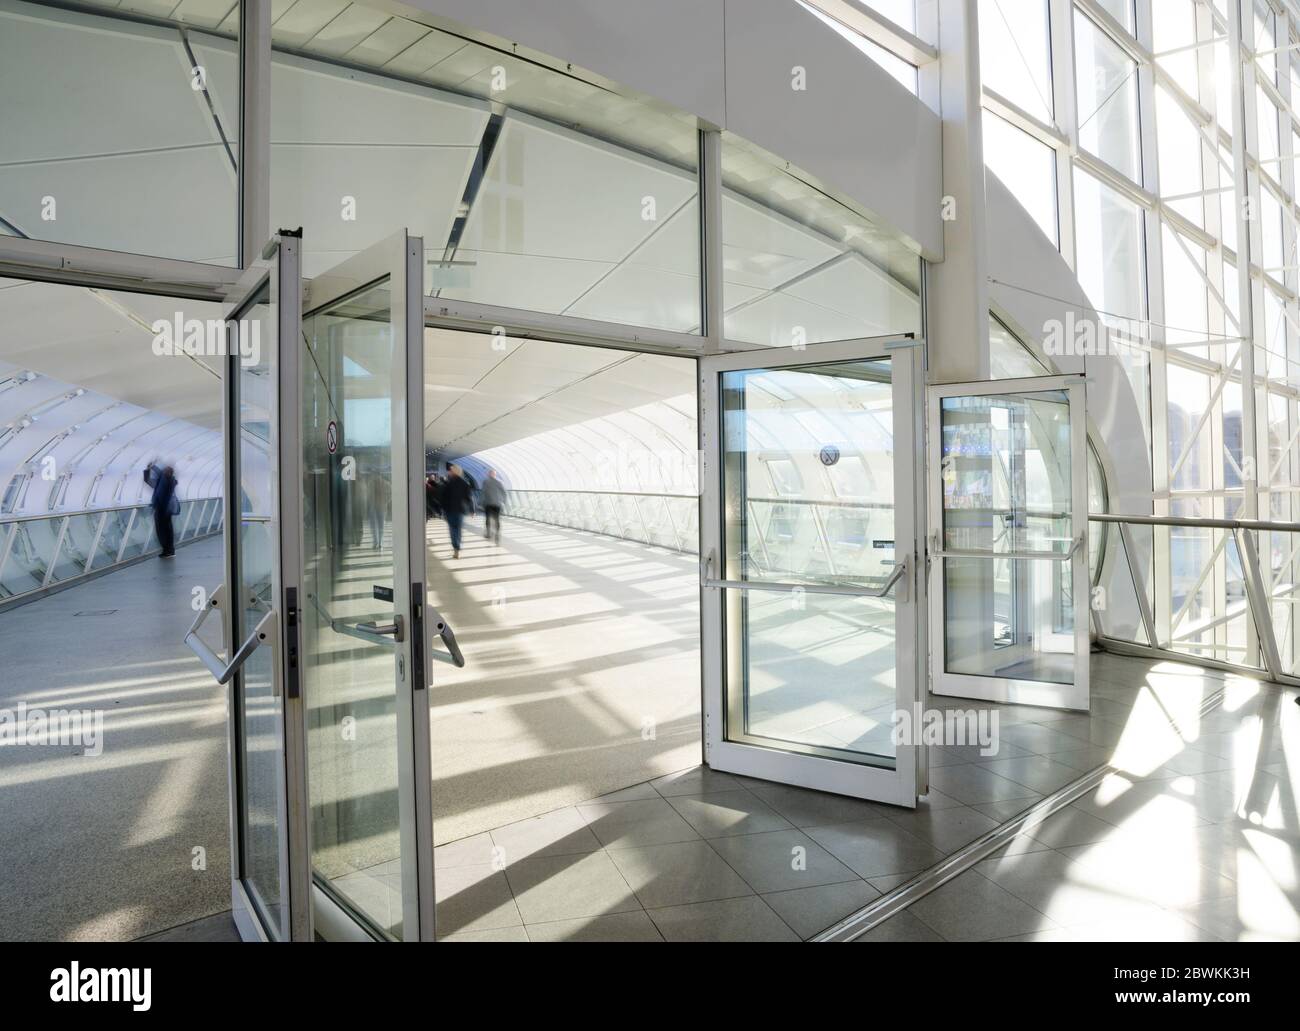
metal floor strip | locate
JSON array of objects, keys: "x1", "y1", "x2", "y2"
[{"x1": 811, "y1": 684, "x2": 1230, "y2": 942}]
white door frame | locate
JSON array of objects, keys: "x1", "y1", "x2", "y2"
[
  {"x1": 926, "y1": 375, "x2": 1090, "y2": 712},
  {"x1": 212, "y1": 233, "x2": 312, "y2": 942},
  {"x1": 301, "y1": 230, "x2": 434, "y2": 941},
  {"x1": 698, "y1": 336, "x2": 925, "y2": 808}
]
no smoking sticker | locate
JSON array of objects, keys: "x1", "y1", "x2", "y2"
[{"x1": 326, "y1": 420, "x2": 338, "y2": 454}]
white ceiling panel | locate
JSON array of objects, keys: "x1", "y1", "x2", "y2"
[{"x1": 0, "y1": 281, "x2": 223, "y2": 428}]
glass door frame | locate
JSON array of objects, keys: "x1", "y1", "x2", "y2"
[
  {"x1": 211, "y1": 233, "x2": 312, "y2": 942},
  {"x1": 301, "y1": 230, "x2": 435, "y2": 941},
  {"x1": 698, "y1": 336, "x2": 925, "y2": 807},
  {"x1": 926, "y1": 375, "x2": 1090, "y2": 711}
]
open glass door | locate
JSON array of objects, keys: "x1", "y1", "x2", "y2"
[
  {"x1": 699, "y1": 338, "x2": 923, "y2": 807},
  {"x1": 187, "y1": 232, "x2": 311, "y2": 941},
  {"x1": 927, "y1": 376, "x2": 1089, "y2": 711},
  {"x1": 298, "y1": 230, "x2": 435, "y2": 940}
]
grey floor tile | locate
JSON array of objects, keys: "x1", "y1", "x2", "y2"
[
  {"x1": 866, "y1": 872, "x2": 917, "y2": 894},
  {"x1": 998, "y1": 721, "x2": 1095, "y2": 756},
  {"x1": 1043, "y1": 743, "x2": 1118, "y2": 771},
  {"x1": 525, "y1": 910, "x2": 664, "y2": 942},
  {"x1": 745, "y1": 782, "x2": 903, "y2": 827},
  {"x1": 489, "y1": 807, "x2": 601, "y2": 861},
  {"x1": 439, "y1": 926, "x2": 531, "y2": 942},
  {"x1": 1056, "y1": 838, "x2": 1239, "y2": 910},
  {"x1": 651, "y1": 766, "x2": 748, "y2": 797},
  {"x1": 929, "y1": 763, "x2": 1043, "y2": 805},
  {"x1": 850, "y1": 909, "x2": 945, "y2": 942},
  {"x1": 504, "y1": 851, "x2": 640, "y2": 924},
  {"x1": 707, "y1": 828, "x2": 860, "y2": 893},
  {"x1": 995, "y1": 910, "x2": 1220, "y2": 942},
  {"x1": 647, "y1": 896, "x2": 799, "y2": 942},
  {"x1": 434, "y1": 832, "x2": 496, "y2": 870},
  {"x1": 907, "y1": 869, "x2": 1058, "y2": 941},
  {"x1": 973, "y1": 754, "x2": 1085, "y2": 795},
  {"x1": 928, "y1": 741, "x2": 1027, "y2": 767},
  {"x1": 665, "y1": 790, "x2": 794, "y2": 838},
  {"x1": 1010, "y1": 804, "x2": 1119, "y2": 849},
  {"x1": 577, "y1": 782, "x2": 661, "y2": 804},
  {"x1": 975, "y1": 848, "x2": 1170, "y2": 930},
  {"x1": 434, "y1": 863, "x2": 522, "y2": 935},
  {"x1": 576, "y1": 797, "x2": 701, "y2": 849},
  {"x1": 1179, "y1": 895, "x2": 1299, "y2": 942},
  {"x1": 606, "y1": 840, "x2": 753, "y2": 908},
  {"x1": 885, "y1": 804, "x2": 1002, "y2": 854},
  {"x1": 804, "y1": 818, "x2": 946, "y2": 879},
  {"x1": 762, "y1": 880, "x2": 880, "y2": 940}
]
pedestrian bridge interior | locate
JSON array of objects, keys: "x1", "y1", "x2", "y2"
[{"x1": 1, "y1": 0, "x2": 1298, "y2": 944}]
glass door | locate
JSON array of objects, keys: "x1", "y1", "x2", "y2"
[
  {"x1": 298, "y1": 230, "x2": 435, "y2": 940},
  {"x1": 927, "y1": 376, "x2": 1089, "y2": 711},
  {"x1": 186, "y1": 233, "x2": 311, "y2": 940},
  {"x1": 699, "y1": 338, "x2": 923, "y2": 806}
]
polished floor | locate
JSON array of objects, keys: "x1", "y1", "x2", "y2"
[
  {"x1": 0, "y1": 536, "x2": 230, "y2": 942},
  {"x1": 858, "y1": 657, "x2": 1299, "y2": 941},
  {"x1": 431, "y1": 653, "x2": 1299, "y2": 941},
  {"x1": 425, "y1": 514, "x2": 702, "y2": 843}
]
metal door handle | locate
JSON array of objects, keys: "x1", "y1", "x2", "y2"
[
  {"x1": 184, "y1": 583, "x2": 281, "y2": 692},
  {"x1": 426, "y1": 604, "x2": 465, "y2": 668}
]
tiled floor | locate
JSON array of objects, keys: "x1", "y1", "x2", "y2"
[
  {"x1": 429, "y1": 660, "x2": 1146, "y2": 942},
  {"x1": 434, "y1": 653, "x2": 1298, "y2": 942},
  {"x1": 857, "y1": 657, "x2": 1300, "y2": 942}
]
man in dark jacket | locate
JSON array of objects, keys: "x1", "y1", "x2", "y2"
[
  {"x1": 143, "y1": 461, "x2": 179, "y2": 558},
  {"x1": 438, "y1": 464, "x2": 472, "y2": 558}
]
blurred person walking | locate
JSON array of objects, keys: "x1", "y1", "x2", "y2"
[
  {"x1": 481, "y1": 469, "x2": 506, "y2": 545},
  {"x1": 438, "y1": 464, "x2": 472, "y2": 558},
  {"x1": 143, "y1": 460, "x2": 179, "y2": 558}
]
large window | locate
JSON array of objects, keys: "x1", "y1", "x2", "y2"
[
  {"x1": 978, "y1": 0, "x2": 1053, "y2": 123},
  {"x1": 982, "y1": 110, "x2": 1058, "y2": 244},
  {"x1": 0, "y1": 0, "x2": 239, "y2": 263},
  {"x1": 1074, "y1": 9, "x2": 1141, "y2": 182},
  {"x1": 720, "y1": 135, "x2": 921, "y2": 347}
]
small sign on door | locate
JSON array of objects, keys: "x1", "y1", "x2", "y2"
[{"x1": 326, "y1": 420, "x2": 338, "y2": 454}]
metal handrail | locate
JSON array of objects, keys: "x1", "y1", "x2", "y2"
[
  {"x1": 700, "y1": 549, "x2": 908, "y2": 599},
  {"x1": 933, "y1": 534, "x2": 1083, "y2": 562},
  {"x1": 1090, "y1": 512, "x2": 1300, "y2": 533},
  {"x1": 1088, "y1": 511, "x2": 1300, "y2": 687},
  {"x1": 0, "y1": 496, "x2": 220, "y2": 525}
]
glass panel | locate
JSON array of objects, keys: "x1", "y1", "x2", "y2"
[
  {"x1": 88, "y1": 508, "x2": 130, "y2": 570},
  {"x1": 233, "y1": 284, "x2": 284, "y2": 938},
  {"x1": 1075, "y1": 10, "x2": 1142, "y2": 182},
  {"x1": 120, "y1": 506, "x2": 154, "y2": 559},
  {"x1": 943, "y1": 556, "x2": 1074, "y2": 684},
  {"x1": 982, "y1": 110, "x2": 1058, "y2": 246},
  {"x1": 301, "y1": 277, "x2": 408, "y2": 939},
  {"x1": 0, "y1": 0, "x2": 238, "y2": 263},
  {"x1": 48, "y1": 514, "x2": 95, "y2": 583},
  {"x1": 721, "y1": 357, "x2": 898, "y2": 767},
  {"x1": 270, "y1": 0, "x2": 699, "y2": 332},
  {"x1": 0, "y1": 519, "x2": 53, "y2": 594},
  {"x1": 990, "y1": 315, "x2": 1050, "y2": 378},
  {"x1": 726, "y1": 589, "x2": 898, "y2": 762},
  {"x1": 721, "y1": 135, "x2": 921, "y2": 347},
  {"x1": 939, "y1": 390, "x2": 1075, "y2": 685},
  {"x1": 939, "y1": 392, "x2": 1072, "y2": 556},
  {"x1": 978, "y1": 0, "x2": 1053, "y2": 123}
]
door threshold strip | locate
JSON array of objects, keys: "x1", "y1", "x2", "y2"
[{"x1": 811, "y1": 685, "x2": 1229, "y2": 942}]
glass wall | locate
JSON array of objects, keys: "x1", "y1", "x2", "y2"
[
  {"x1": 267, "y1": 0, "x2": 701, "y2": 332},
  {"x1": 0, "y1": 0, "x2": 238, "y2": 263},
  {"x1": 720, "y1": 134, "x2": 922, "y2": 347}
]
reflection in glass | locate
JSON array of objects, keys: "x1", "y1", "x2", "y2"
[
  {"x1": 233, "y1": 286, "x2": 284, "y2": 938},
  {"x1": 721, "y1": 135, "x2": 921, "y2": 347},
  {"x1": 940, "y1": 391, "x2": 1077, "y2": 685},
  {"x1": 721, "y1": 359, "x2": 898, "y2": 765},
  {"x1": 301, "y1": 279, "x2": 407, "y2": 938}
]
